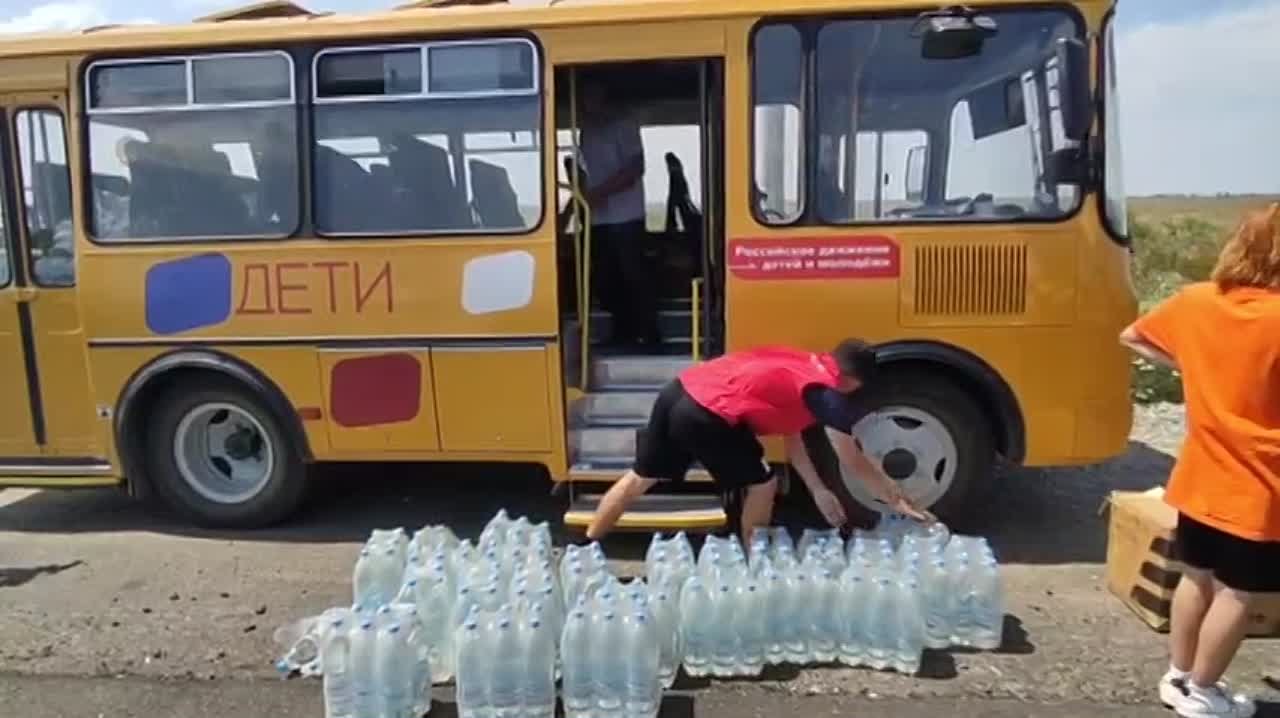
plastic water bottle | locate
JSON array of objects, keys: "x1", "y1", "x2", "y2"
[
  {"x1": 678, "y1": 576, "x2": 713, "y2": 677},
  {"x1": 949, "y1": 551, "x2": 978, "y2": 647},
  {"x1": 757, "y1": 560, "x2": 786, "y2": 666},
  {"x1": 594, "y1": 611, "x2": 626, "y2": 718},
  {"x1": 781, "y1": 567, "x2": 809, "y2": 664},
  {"x1": 490, "y1": 607, "x2": 523, "y2": 718},
  {"x1": 892, "y1": 579, "x2": 926, "y2": 674},
  {"x1": 736, "y1": 582, "x2": 765, "y2": 675},
  {"x1": 375, "y1": 623, "x2": 413, "y2": 718},
  {"x1": 622, "y1": 612, "x2": 661, "y2": 718},
  {"x1": 919, "y1": 556, "x2": 952, "y2": 650},
  {"x1": 405, "y1": 623, "x2": 433, "y2": 717},
  {"x1": 646, "y1": 581, "x2": 681, "y2": 688},
  {"x1": 350, "y1": 620, "x2": 378, "y2": 718},
  {"x1": 322, "y1": 621, "x2": 355, "y2": 718},
  {"x1": 838, "y1": 570, "x2": 868, "y2": 667},
  {"x1": 560, "y1": 599, "x2": 594, "y2": 718},
  {"x1": 811, "y1": 569, "x2": 840, "y2": 664},
  {"x1": 522, "y1": 608, "x2": 556, "y2": 718},
  {"x1": 709, "y1": 583, "x2": 737, "y2": 677},
  {"x1": 455, "y1": 613, "x2": 490, "y2": 718},
  {"x1": 863, "y1": 577, "x2": 894, "y2": 670},
  {"x1": 971, "y1": 556, "x2": 1004, "y2": 650}
]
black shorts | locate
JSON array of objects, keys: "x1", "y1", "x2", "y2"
[
  {"x1": 633, "y1": 379, "x2": 774, "y2": 491},
  {"x1": 1175, "y1": 513, "x2": 1280, "y2": 593}
]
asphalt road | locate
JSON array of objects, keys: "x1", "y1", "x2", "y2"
[{"x1": 1, "y1": 435, "x2": 1278, "y2": 717}]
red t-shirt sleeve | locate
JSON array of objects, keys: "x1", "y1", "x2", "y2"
[{"x1": 1131, "y1": 289, "x2": 1189, "y2": 358}]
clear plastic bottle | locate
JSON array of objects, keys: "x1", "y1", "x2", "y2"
[
  {"x1": 349, "y1": 620, "x2": 378, "y2": 718},
  {"x1": 322, "y1": 621, "x2": 355, "y2": 718},
  {"x1": 892, "y1": 579, "x2": 926, "y2": 674},
  {"x1": 811, "y1": 569, "x2": 840, "y2": 664},
  {"x1": 521, "y1": 607, "x2": 556, "y2": 718},
  {"x1": 863, "y1": 577, "x2": 894, "y2": 671},
  {"x1": 374, "y1": 623, "x2": 414, "y2": 718},
  {"x1": 781, "y1": 567, "x2": 809, "y2": 664},
  {"x1": 709, "y1": 583, "x2": 738, "y2": 677},
  {"x1": 560, "y1": 598, "x2": 594, "y2": 718},
  {"x1": 971, "y1": 556, "x2": 1004, "y2": 650},
  {"x1": 919, "y1": 556, "x2": 952, "y2": 650},
  {"x1": 948, "y1": 551, "x2": 977, "y2": 647},
  {"x1": 622, "y1": 612, "x2": 661, "y2": 718},
  {"x1": 758, "y1": 560, "x2": 787, "y2": 666},
  {"x1": 405, "y1": 620, "x2": 433, "y2": 717},
  {"x1": 489, "y1": 607, "x2": 523, "y2": 718},
  {"x1": 646, "y1": 581, "x2": 681, "y2": 688},
  {"x1": 736, "y1": 582, "x2": 765, "y2": 676},
  {"x1": 677, "y1": 576, "x2": 713, "y2": 677},
  {"x1": 838, "y1": 570, "x2": 868, "y2": 667},
  {"x1": 594, "y1": 611, "x2": 626, "y2": 718},
  {"x1": 455, "y1": 612, "x2": 490, "y2": 718}
]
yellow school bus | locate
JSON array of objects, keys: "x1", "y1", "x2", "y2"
[{"x1": 0, "y1": 0, "x2": 1135, "y2": 530}]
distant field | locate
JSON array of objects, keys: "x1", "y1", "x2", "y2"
[{"x1": 1129, "y1": 194, "x2": 1277, "y2": 230}]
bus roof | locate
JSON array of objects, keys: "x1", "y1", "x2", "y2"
[{"x1": 0, "y1": 0, "x2": 1109, "y2": 60}]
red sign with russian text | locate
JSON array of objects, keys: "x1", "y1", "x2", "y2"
[{"x1": 727, "y1": 236, "x2": 900, "y2": 280}]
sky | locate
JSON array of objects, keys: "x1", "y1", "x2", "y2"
[{"x1": 1, "y1": 0, "x2": 1277, "y2": 198}]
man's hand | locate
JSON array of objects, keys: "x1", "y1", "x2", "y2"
[
  {"x1": 885, "y1": 492, "x2": 937, "y2": 524},
  {"x1": 811, "y1": 486, "x2": 848, "y2": 528}
]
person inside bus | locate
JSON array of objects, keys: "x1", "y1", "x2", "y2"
[
  {"x1": 576, "y1": 77, "x2": 661, "y2": 350},
  {"x1": 583, "y1": 339, "x2": 934, "y2": 546},
  {"x1": 1121, "y1": 203, "x2": 1280, "y2": 718}
]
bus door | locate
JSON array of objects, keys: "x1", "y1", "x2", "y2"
[{"x1": 0, "y1": 95, "x2": 109, "y2": 479}]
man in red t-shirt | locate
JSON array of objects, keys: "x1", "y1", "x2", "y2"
[{"x1": 584, "y1": 338, "x2": 933, "y2": 544}]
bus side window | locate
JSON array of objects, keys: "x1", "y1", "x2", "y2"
[
  {"x1": 85, "y1": 52, "x2": 299, "y2": 242},
  {"x1": 312, "y1": 40, "x2": 542, "y2": 237},
  {"x1": 751, "y1": 24, "x2": 805, "y2": 225},
  {"x1": 15, "y1": 109, "x2": 74, "y2": 286}
]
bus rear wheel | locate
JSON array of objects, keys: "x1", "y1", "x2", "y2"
[
  {"x1": 144, "y1": 379, "x2": 306, "y2": 528},
  {"x1": 839, "y1": 373, "x2": 995, "y2": 528}
]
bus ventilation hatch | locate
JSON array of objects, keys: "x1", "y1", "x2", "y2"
[{"x1": 913, "y1": 243, "x2": 1028, "y2": 316}]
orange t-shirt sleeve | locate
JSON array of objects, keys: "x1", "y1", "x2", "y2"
[{"x1": 1131, "y1": 290, "x2": 1188, "y2": 358}]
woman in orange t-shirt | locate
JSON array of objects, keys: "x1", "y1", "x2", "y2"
[{"x1": 1121, "y1": 204, "x2": 1280, "y2": 718}]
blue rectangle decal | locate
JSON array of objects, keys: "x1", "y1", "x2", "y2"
[{"x1": 145, "y1": 253, "x2": 233, "y2": 335}]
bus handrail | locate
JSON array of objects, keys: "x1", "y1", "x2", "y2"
[
  {"x1": 568, "y1": 69, "x2": 592, "y2": 390},
  {"x1": 691, "y1": 277, "x2": 703, "y2": 362}
]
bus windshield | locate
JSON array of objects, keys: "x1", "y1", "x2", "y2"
[{"x1": 756, "y1": 8, "x2": 1085, "y2": 224}]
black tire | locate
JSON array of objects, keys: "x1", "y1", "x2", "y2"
[
  {"x1": 144, "y1": 377, "x2": 307, "y2": 529},
  {"x1": 818, "y1": 372, "x2": 996, "y2": 530}
]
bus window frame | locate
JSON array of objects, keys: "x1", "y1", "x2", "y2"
[
  {"x1": 80, "y1": 49, "x2": 302, "y2": 245},
  {"x1": 748, "y1": 21, "x2": 808, "y2": 228},
  {"x1": 14, "y1": 106, "x2": 76, "y2": 288},
  {"x1": 1097, "y1": 8, "x2": 1129, "y2": 246},
  {"x1": 747, "y1": 4, "x2": 1091, "y2": 230},
  {"x1": 308, "y1": 36, "x2": 546, "y2": 240}
]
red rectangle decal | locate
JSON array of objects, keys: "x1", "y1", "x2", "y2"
[{"x1": 728, "y1": 236, "x2": 900, "y2": 280}]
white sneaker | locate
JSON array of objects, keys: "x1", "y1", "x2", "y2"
[{"x1": 1163, "y1": 677, "x2": 1257, "y2": 718}]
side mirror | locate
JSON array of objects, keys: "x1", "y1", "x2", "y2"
[
  {"x1": 905, "y1": 145, "x2": 927, "y2": 203},
  {"x1": 1055, "y1": 37, "x2": 1092, "y2": 141}
]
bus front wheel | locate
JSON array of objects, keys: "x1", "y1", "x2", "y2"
[
  {"x1": 839, "y1": 373, "x2": 996, "y2": 529},
  {"x1": 144, "y1": 378, "x2": 306, "y2": 528}
]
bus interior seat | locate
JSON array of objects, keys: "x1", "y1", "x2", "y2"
[
  {"x1": 127, "y1": 142, "x2": 186, "y2": 238},
  {"x1": 314, "y1": 144, "x2": 375, "y2": 232},
  {"x1": 468, "y1": 159, "x2": 524, "y2": 229},
  {"x1": 31, "y1": 163, "x2": 74, "y2": 227},
  {"x1": 176, "y1": 145, "x2": 252, "y2": 236},
  {"x1": 388, "y1": 138, "x2": 471, "y2": 231}
]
